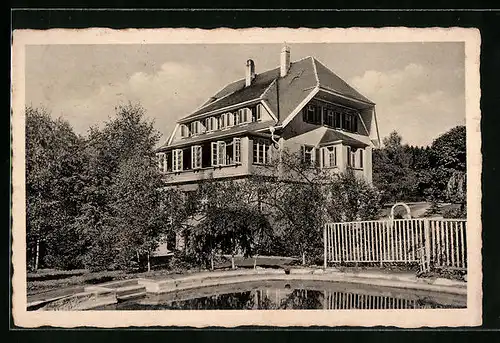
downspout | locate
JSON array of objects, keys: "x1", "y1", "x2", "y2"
[{"x1": 269, "y1": 78, "x2": 282, "y2": 149}]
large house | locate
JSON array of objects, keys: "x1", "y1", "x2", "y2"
[{"x1": 156, "y1": 46, "x2": 380, "y2": 189}]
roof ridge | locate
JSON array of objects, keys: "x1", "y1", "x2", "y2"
[{"x1": 310, "y1": 56, "x2": 320, "y2": 86}]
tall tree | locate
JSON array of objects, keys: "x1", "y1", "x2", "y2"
[
  {"x1": 76, "y1": 102, "x2": 170, "y2": 271},
  {"x1": 25, "y1": 106, "x2": 86, "y2": 270},
  {"x1": 372, "y1": 131, "x2": 418, "y2": 203},
  {"x1": 429, "y1": 125, "x2": 467, "y2": 207}
]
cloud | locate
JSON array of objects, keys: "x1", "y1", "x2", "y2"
[
  {"x1": 350, "y1": 64, "x2": 465, "y2": 146},
  {"x1": 49, "y1": 61, "x2": 219, "y2": 142}
]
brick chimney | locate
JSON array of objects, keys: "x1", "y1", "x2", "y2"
[
  {"x1": 245, "y1": 59, "x2": 255, "y2": 87},
  {"x1": 280, "y1": 44, "x2": 290, "y2": 77}
]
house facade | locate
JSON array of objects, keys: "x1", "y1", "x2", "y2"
[{"x1": 156, "y1": 46, "x2": 380, "y2": 189}]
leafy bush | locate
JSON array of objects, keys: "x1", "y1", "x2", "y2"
[{"x1": 442, "y1": 206, "x2": 467, "y2": 219}]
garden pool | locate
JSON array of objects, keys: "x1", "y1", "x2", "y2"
[{"x1": 93, "y1": 280, "x2": 466, "y2": 310}]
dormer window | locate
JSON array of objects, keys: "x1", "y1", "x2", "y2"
[
  {"x1": 222, "y1": 112, "x2": 234, "y2": 128},
  {"x1": 239, "y1": 108, "x2": 251, "y2": 124},
  {"x1": 252, "y1": 104, "x2": 263, "y2": 122},
  {"x1": 180, "y1": 124, "x2": 190, "y2": 138},
  {"x1": 190, "y1": 120, "x2": 205, "y2": 136},
  {"x1": 205, "y1": 117, "x2": 218, "y2": 132}
]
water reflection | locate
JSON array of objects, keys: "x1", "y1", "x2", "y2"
[{"x1": 101, "y1": 284, "x2": 466, "y2": 310}]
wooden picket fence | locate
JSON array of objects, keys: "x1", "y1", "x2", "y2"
[{"x1": 323, "y1": 218, "x2": 467, "y2": 272}]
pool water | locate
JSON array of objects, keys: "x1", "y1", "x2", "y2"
[{"x1": 94, "y1": 280, "x2": 466, "y2": 310}]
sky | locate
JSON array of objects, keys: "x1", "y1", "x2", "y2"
[{"x1": 25, "y1": 42, "x2": 465, "y2": 147}]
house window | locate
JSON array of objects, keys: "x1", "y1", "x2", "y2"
[
  {"x1": 206, "y1": 117, "x2": 218, "y2": 132},
  {"x1": 190, "y1": 121, "x2": 204, "y2": 136},
  {"x1": 180, "y1": 124, "x2": 190, "y2": 138},
  {"x1": 321, "y1": 146, "x2": 337, "y2": 168},
  {"x1": 359, "y1": 149, "x2": 364, "y2": 169},
  {"x1": 211, "y1": 141, "x2": 227, "y2": 167},
  {"x1": 324, "y1": 108, "x2": 335, "y2": 127},
  {"x1": 301, "y1": 145, "x2": 316, "y2": 166},
  {"x1": 253, "y1": 104, "x2": 263, "y2": 122},
  {"x1": 347, "y1": 146, "x2": 357, "y2": 168},
  {"x1": 353, "y1": 114, "x2": 358, "y2": 133},
  {"x1": 345, "y1": 114, "x2": 352, "y2": 132},
  {"x1": 222, "y1": 112, "x2": 234, "y2": 128},
  {"x1": 173, "y1": 149, "x2": 183, "y2": 172},
  {"x1": 238, "y1": 108, "x2": 251, "y2": 124},
  {"x1": 303, "y1": 104, "x2": 322, "y2": 125},
  {"x1": 253, "y1": 139, "x2": 271, "y2": 164},
  {"x1": 233, "y1": 138, "x2": 241, "y2": 163},
  {"x1": 334, "y1": 111, "x2": 342, "y2": 129},
  {"x1": 191, "y1": 145, "x2": 202, "y2": 169}
]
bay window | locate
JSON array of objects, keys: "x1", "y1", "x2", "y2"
[{"x1": 191, "y1": 145, "x2": 202, "y2": 169}]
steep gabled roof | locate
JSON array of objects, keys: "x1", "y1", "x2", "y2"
[
  {"x1": 183, "y1": 67, "x2": 281, "y2": 121},
  {"x1": 313, "y1": 58, "x2": 374, "y2": 105},
  {"x1": 176, "y1": 55, "x2": 374, "y2": 126}
]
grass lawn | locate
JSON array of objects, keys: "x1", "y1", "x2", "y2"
[{"x1": 27, "y1": 255, "x2": 299, "y2": 297}]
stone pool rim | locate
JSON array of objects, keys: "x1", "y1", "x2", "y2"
[{"x1": 28, "y1": 267, "x2": 467, "y2": 311}]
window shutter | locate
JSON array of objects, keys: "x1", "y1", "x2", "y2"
[
  {"x1": 227, "y1": 112, "x2": 234, "y2": 127},
  {"x1": 218, "y1": 141, "x2": 226, "y2": 165},
  {"x1": 191, "y1": 146, "x2": 195, "y2": 168},
  {"x1": 211, "y1": 142, "x2": 218, "y2": 166},
  {"x1": 219, "y1": 115, "x2": 224, "y2": 129},
  {"x1": 312, "y1": 148, "x2": 318, "y2": 166},
  {"x1": 178, "y1": 150, "x2": 183, "y2": 170},
  {"x1": 234, "y1": 111, "x2": 240, "y2": 125},
  {"x1": 233, "y1": 138, "x2": 241, "y2": 163}
]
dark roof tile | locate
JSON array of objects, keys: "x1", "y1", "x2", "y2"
[{"x1": 319, "y1": 129, "x2": 369, "y2": 148}]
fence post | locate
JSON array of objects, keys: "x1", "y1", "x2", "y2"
[
  {"x1": 324, "y1": 224, "x2": 327, "y2": 269},
  {"x1": 378, "y1": 223, "x2": 383, "y2": 268},
  {"x1": 424, "y1": 219, "x2": 431, "y2": 272}
]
